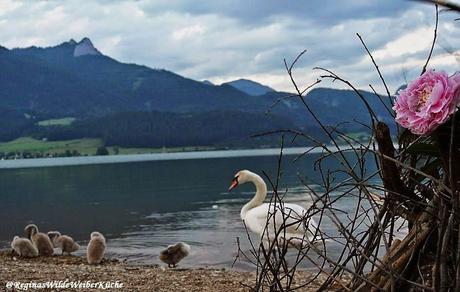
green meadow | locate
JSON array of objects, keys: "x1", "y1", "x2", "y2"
[
  {"x1": 0, "y1": 137, "x2": 103, "y2": 155},
  {"x1": 37, "y1": 117, "x2": 76, "y2": 126},
  {"x1": 0, "y1": 137, "x2": 215, "y2": 156}
]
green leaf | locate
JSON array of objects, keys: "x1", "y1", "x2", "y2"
[
  {"x1": 412, "y1": 158, "x2": 442, "y2": 183},
  {"x1": 405, "y1": 142, "x2": 440, "y2": 157},
  {"x1": 398, "y1": 129, "x2": 417, "y2": 146}
]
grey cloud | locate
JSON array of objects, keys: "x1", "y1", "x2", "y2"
[
  {"x1": 0, "y1": 0, "x2": 456, "y2": 94},
  {"x1": 138, "y1": 0, "x2": 416, "y2": 25}
]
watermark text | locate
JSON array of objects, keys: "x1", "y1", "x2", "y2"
[{"x1": 5, "y1": 280, "x2": 124, "y2": 290}]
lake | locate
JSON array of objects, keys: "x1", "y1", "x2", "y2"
[{"x1": 0, "y1": 148, "x2": 380, "y2": 270}]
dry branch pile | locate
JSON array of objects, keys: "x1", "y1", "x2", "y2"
[{"x1": 237, "y1": 2, "x2": 460, "y2": 291}]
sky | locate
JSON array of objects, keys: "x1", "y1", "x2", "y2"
[{"x1": 0, "y1": 0, "x2": 459, "y2": 93}]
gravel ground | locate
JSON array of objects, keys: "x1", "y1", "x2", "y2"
[{"x1": 0, "y1": 250, "x2": 337, "y2": 291}]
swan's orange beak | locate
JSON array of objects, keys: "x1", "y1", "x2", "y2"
[{"x1": 228, "y1": 177, "x2": 238, "y2": 191}]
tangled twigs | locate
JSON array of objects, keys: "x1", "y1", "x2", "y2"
[
  {"x1": 357, "y1": 202, "x2": 435, "y2": 291},
  {"x1": 375, "y1": 122, "x2": 416, "y2": 216},
  {"x1": 238, "y1": 4, "x2": 457, "y2": 291}
]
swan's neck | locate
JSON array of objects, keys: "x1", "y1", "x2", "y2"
[{"x1": 241, "y1": 173, "x2": 267, "y2": 220}]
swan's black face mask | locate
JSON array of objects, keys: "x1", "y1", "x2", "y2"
[{"x1": 228, "y1": 175, "x2": 239, "y2": 191}]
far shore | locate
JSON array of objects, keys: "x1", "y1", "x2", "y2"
[
  {"x1": 0, "y1": 146, "x2": 325, "y2": 169},
  {"x1": 0, "y1": 250, "x2": 333, "y2": 291}
]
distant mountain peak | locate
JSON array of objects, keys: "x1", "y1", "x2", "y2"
[
  {"x1": 223, "y1": 78, "x2": 275, "y2": 96},
  {"x1": 79, "y1": 37, "x2": 92, "y2": 44},
  {"x1": 202, "y1": 80, "x2": 214, "y2": 86},
  {"x1": 73, "y1": 37, "x2": 101, "y2": 57},
  {"x1": 68, "y1": 39, "x2": 77, "y2": 45}
]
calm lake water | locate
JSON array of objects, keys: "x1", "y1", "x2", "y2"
[{"x1": 0, "y1": 148, "x2": 381, "y2": 270}]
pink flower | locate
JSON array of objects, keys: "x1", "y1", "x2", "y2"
[{"x1": 393, "y1": 70, "x2": 460, "y2": 135}]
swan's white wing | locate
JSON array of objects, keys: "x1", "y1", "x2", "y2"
[
  {"x1": 276, "y1": 203, "x2": 320, "y2": 243},
  {"x1": 244, "y1": 203, "x2": 320, "y2": 244},
  {"x1": 244, "y1": 204, "x2": 271, "y2": 236}
]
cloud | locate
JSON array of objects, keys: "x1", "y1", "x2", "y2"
[
  {"x1": 0, "y1": 0, "x2": 458, "y2": 94},
  {"x1": 373, "y1": 27, "x2": 433, "y2": 60},
  {"x1": 139, "y1": 0, "x2": 414, "y2": 26},
  {"x1": 172, "y1": 24, "x2": 206, "y2": 41},
  {"x1": 0, "y1": 0, "x2": 22, "y2": 17}
]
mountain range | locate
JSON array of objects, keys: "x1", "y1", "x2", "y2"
[
  {"x1": 0, "y1": 38, "x2": 395, "y2": 148},
  {"x1": 222, "y1": 79, "x2": 274, "y2": 96}
]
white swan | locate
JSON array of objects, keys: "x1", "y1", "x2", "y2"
[{"x1": 229, "y1": 170, "x2": 321, "y2": 247}]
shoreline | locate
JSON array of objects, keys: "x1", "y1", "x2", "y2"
[
  {"x1": 0, "y1": 250, "x2": 330, "y2": 291},
  {"x1": 0, "y1": 146, "x2": 322, "y2": 169}
]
